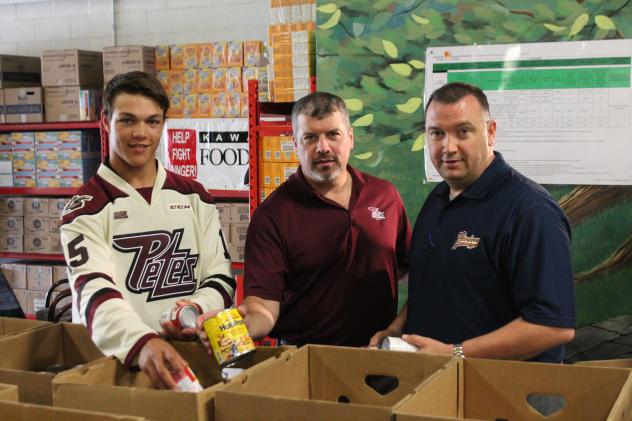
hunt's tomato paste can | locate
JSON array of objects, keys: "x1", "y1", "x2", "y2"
[
  {"x1": 203, "y1": 308, "x2": 256, "y2": 367},
  {"x1": 159, "y1": 304, "x2": 200, "y2": 330}
]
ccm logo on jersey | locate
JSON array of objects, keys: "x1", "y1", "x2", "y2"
[
  {"x1": 62, "y1": 195, "x2": 93, "y2": 216},
  {"x1": 170, "y1": 204, "x2": 192, "y2": 210}
]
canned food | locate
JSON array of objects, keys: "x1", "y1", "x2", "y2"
[
  {"x1": 159, "y1": 304, "x2": 200, "y2": 330},
  {"x1": 172, "y1": 366, "x2": 203, "y2": 392},
  {"x1": 379, "y1": 336, "x2": 419, "y2": 352},
  {"x1": 203, "y1": 308, "x2": 256, "y2": 368}
]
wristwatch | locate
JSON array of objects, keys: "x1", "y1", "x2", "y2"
[{"x1": 452, "y1": 343, "x2": 465, "y2": 358}]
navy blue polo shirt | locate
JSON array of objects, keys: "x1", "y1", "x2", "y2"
[{"x1": 405, "y1": 152, "x2": 575, "y2": 363}]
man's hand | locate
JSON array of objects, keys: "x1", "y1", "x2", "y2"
[
  {"x1": 138, "y1": 338, "x2": 188, "y2": 390},
  {"x1": 196, "y1": 307, "x2": 238, "y2": 355},
  {"x1": 368, "y1": 329, "x2": 392, "y2": 348},
  {"x1": 402, "y1": 334, "x2": 452, "y2": 355},
  {"x1": 160, "y1": 300, "x2": 202, "y2": 340}
]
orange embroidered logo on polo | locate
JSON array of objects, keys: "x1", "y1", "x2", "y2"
[{"x1": 451, "y1": 231, "x2": 480, "y2": 250}]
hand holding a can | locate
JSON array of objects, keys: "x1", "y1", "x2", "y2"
[
  {"x1": 160, "y1": 300, "x2": 202, "y2": 340},
  {"x1": 196, "y1": 306, "x2": 244, "y2": 355}
]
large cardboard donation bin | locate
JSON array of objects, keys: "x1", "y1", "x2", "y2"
[
  {"x1": 576, "y1": 358, "x2": 632, "y2": 369},
  {"x1": 0, "y1": 399, "x2": 153, "y2": 421},
  {"x1": 214, "y1": 344, "x2": 454, "y2": 421},
  {"x1": 394, "y1": 357, "x2": 632, "y2": 421},
  {"x1": 0, "y1": 322, "x2": 104, "y2": 404},
  {"x1": 53, "y1": 341, "x2": 292, "y2": 421},
  {"x1": 0, "y1": 317, "x2": 49, "y2": 338}
]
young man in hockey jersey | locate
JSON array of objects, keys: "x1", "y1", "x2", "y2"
[{"x1": 61, "y1": 71, "x2": 235, "y2": 389}]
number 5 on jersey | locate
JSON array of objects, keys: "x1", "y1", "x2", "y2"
[{"x1": 67, "y1": 234, "x2": 89, "y2": 267}]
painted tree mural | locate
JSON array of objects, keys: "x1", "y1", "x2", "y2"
[{"x1": 315, "y1": 0, "x2": 632, "y2": 326}]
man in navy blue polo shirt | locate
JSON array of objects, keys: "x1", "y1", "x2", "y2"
[
  {"x1": 370, "y1": 82, "x2": 575, "y2": 363},
  {"x1": 225, "y1": 92, "x2": 412, "y2": 347}
]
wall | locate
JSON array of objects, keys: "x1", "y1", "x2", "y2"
[
  {"x1": 0, "y1": 0, "x2": 270, "y2": 56},
  {"x1": 316, "y1": 0, "x2": 632, "y2": 327}
]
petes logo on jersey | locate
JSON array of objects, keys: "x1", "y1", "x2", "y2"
[
  {"x1": 368, "y1": 207, "x2": 386, "y2": 220},
  {"x1": 451, "y1": 231, "x2": 480, "y2": 251},
  {"x1": 113, "y1": 228, "x2": 199, "y2": 301},
  {"x1": 62, "y1": 195, "x2": 93, "y2": 216}
]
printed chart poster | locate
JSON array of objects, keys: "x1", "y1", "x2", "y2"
[
  {"x1": 424, "y1": 39, "x2": 632, "y2": 185},
  {"x1": 159, "y1": 118, "x2": 249, "y2": 190}
]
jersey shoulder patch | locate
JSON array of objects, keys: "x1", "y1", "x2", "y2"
[{"x1": 62, "y1": 195, "x2": 93, "y2": 216}]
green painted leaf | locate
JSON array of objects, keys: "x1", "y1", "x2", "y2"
[
  {"x1": 409, "y1": 59, "x2": 425, "y2": 69},
  {"x1": 534, "y1": 4, "x2": 555, "y2": 21},
  {"x1": 569, "y1": 13, "x2": 589, "y2": 36},
  {"x1": 390, "y1": 63, "x2": 412, "y2": 76},
  {"x1": 319, "y1": 9, "x2": 341, "y2": 30},
  {"x1": 352, "y1": 22, "x2": 365, "y2": 37},
  {"x1": 344, "y1": 98, "x2": 364, "y2": 112},
  {"x1": 595, "y1": 15, "x2": 616, "y2": 31},
  {"x1": 380, "y1": 135, "x2": 400, "y2": 145},
  {"x1": 543, "y1": 23, "x2": 566, "y2": 32},
  {"x1": 411, "y1": 133, "x2": 425, "y2": 152},
  {"x1": 354, "y1": 152, "x2": 373, "y2": 160},
  {"x1": 316, "y1": 3, "x2": 337, "y2": 14},
  {"x1": 352, "y1": 114, "x2": 374, "y2": 127},
  {"x1": 396, "y1": 97, "x2": 422, "y2": 114},
  {"x1": 382, "y1": 39, "x2": 398, "y2": 58},
  {"x1": 411, "y1": 13, "x2": 430, "y2": 25}
]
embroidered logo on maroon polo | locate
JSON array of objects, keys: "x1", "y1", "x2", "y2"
[
  {"x1": 451, "y1": 231, "x2": 480, "y2": 250},
  {"x1": 368, "y1": 207, "x2": 385, "y2": 220}
]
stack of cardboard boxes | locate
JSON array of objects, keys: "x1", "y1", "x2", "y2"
[
  {"x1": 216, "y1": 202, "x2": 249, "y2": 262},
  {"x1": 258, "y1": 135, "x2": 299, "y2": 201},
  {"x1": 268, "y1": 0, "x2": 316, "y2": 101},
  {"x1": 41, "y1": 49, "x2": 103, "y2": 122},
  {"x1": 0, "y1": 130, "x2": 100, "y2": 188},
  {"x1": 155, "y1": 40, "x2": 269, "y2": 119},
  {"x1": 103, "y1": 46, "x2": 155, "y2": 85},
  {"x1": 1, "y1": 262, "x2": 69, "y2": 316},
  {"x1": 0, "y1": 54, "x2": 43, "y2": 124},
  {"x1": 0, "y1": 196, "x2": 69, "y2": 255}
]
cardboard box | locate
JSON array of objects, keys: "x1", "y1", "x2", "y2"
[
  {"x1": 26, "y1": 264, "x2": 53, "y2": 291},
  {"x1": 41, "y1": 49, "x2": 103, "y2": 87},
  {"x1": 48, "y1": 198, "x2": 69, "y2": 218},
  {"x1": 103, "y1": 46, "x2": 155, "y2": 84},
  {"x1": 229, "y1": 223, "x2": 248, "y2": 246},
  {"x1": 50, "y1": 216, "x2": 62, "y2": 234},
  {"x1": 44, "y1": 86, "x2": 101, "y2": 122},
  {"x1": 24, "y1": 216, "x2": 50, "y2": 235},
  {"x1": 26, "y1": 290, "x2": 47, "y2": 315},
  {"x1": 24, "y1": 197, "x2": 49, "y2": 216},
  {"x1": 53, "y1": 342, "x2": 292, "y2": 421},
  {"x1": 394, "y1": 357, "x2": 632, "y2": 421},
  {"x1": 3, "y1": 87, "x2": 43, "y2": 123},
  {"x1": 1, "y1": 263, "x2": 26, "y2": 289},
  {"x1": 12, "y1": 289, "x2": 28, "y2": 314},
  {"x1": 0, "y1": 399, "x2": 152, "y2": 420},
  {"x1": 0, "y1": 322, "x2": 104, "y2": 404},
  {"x1": 0, "y1": 382, "x2": 18, "y2": 401},
  {"x1": 0, "y1": 216, "x2": 23, "y2": 234},
  {"x1": 230, "y1": 203, "x2": 249, "y2": 223},
  {"x1": 0, "y1": 234, "x2": 23, "y2": 252},
  {"x1": 0, "y1": 317, "x2": 48, "y2": 338},
  {"x1": 155, "y1": 45, "x2": 170, "y2": 71},
  {"x1": 0, "y1": 54, "x2": 41, "y2": 88},
  {"x1": 52, "y1": 265, "x2": 68, "y2": 283},
  {"x1": 215, "y1": 203, "x2": 231, "y2": 227},
  {"x1": 215, "y1": 345, "x2": 453, "y2": 421},
  {"x1": 229, "y1": 243, "x2": 244, "y2": 263},
  {"x1": 576, "y1": 359, "x2": 632, "y2": 369},
  {"x1": 24, "y1": 235, "x2": 52, "y2": 253}
]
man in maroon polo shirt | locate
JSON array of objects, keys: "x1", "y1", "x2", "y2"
[{"x1": 234, "y1": 92, "x2": 411, "y2": 346}]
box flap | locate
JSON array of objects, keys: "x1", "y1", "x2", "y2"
[
  {"x1": 0, "y1": 399, "x2": 151, "y2": 420},
  {"x1": 0, "y1": 382, "x2": 19, "y2": 401},
  {"x1": 0, "y1": 317, "x2": 48, "y2": 337}
]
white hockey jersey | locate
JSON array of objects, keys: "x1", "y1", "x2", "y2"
[{"x1": 60, "y1": 161, "x2": 235, "y2": 367}]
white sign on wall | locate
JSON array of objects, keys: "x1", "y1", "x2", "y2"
[
  {"x1": 424, "y1": 39, "x2": 632, "y2": 185},
  {"x1": 158, "y1": 118, "x2": 249, "y2": 191}
]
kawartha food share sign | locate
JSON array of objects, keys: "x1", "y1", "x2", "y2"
[{"x1": 158, "y1": 118, "x2": 249, "y2": 190}]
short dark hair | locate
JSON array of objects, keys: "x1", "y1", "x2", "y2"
[
  {"x1": 425, "y1": 82, "x2": 490, "y2": 115},
  {"x1": 291, "y1": 92, "x2": 350, "y2": 132},
  {"x1": 102, "y1": 71, "x2": 169, "y2": 119}
]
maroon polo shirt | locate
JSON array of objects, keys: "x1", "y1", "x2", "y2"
[{"x1": 244, "y1": 165, "x2": 411, "y2": 346}]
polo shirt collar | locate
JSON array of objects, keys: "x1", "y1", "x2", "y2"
[
  {"x1": 289, "y1": 164, "x2": 366, "y2": 203},
  {"x1": 433, "y1": 151, "x2": 508, "y2": 201}
]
